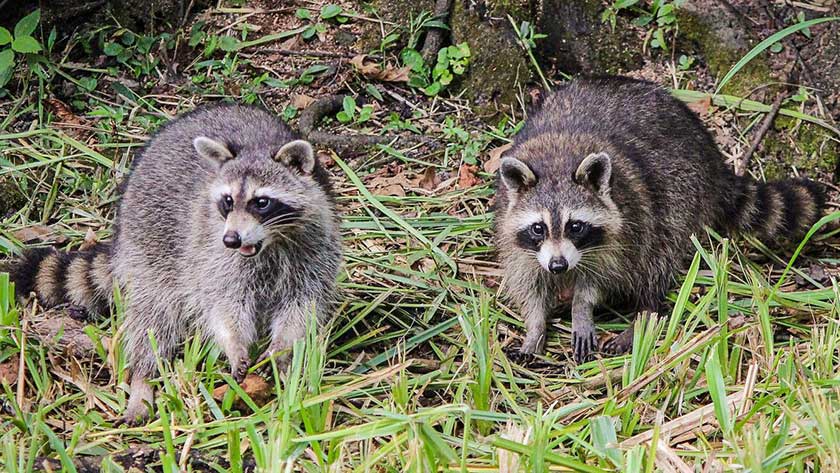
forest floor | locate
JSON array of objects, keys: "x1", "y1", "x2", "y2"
[{"x1": 0, "y1": 0, "x2": 839, "y2": 471}]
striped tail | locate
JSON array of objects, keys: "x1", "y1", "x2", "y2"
[
  {"x1": 730, "y1": 177, "x2": 824, "y2": 242},
  {"x1": 6, "y1": 243, "x2": 114, "y2": 315}
]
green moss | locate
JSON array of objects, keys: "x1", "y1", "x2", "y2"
[
  {"x1": 678, "y1": 10, "x2": 774, "y2": 96},
  {"x1": 0, "y1": 177, "x2": 26, "y2": 218},
  {"x1": 761, "y1": 123, "x2": 838, "y2": 180},
  {"x1": 450, "y1": 0, "x2": 530, "y2": 116},
  {"x1": 356, "y1": 0, "x2": 435, "y2": 51}
]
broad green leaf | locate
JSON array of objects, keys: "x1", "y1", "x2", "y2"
[
  {"x1": 103, "y1": 42, "x2": 124, "y2": 56},
  {"x1": 11, "y1": 35, "x2": 41, "y2": 53},
  {"x1": 296, "y1": 8, "x2": 311, "y2": 20},
  {"x1": 0, "y1": 27, "x2": 11, "y2": 46},
  {"x1": 14, "y1": 9, "x2": 40, "y2": 38},
  {"x1": 219, "y1": 35, "x2": 239, "y2": 52},
  {"x1": 0, "y1": 49, "x2": 14, "y2": 73},
  {"x1": 320, "y1": 4, "x2": 343, "y2": 19}
]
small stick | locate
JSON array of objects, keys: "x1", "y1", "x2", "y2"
[
  {"x1": 421, "y1": 0, "x2": 454, "y2": 63},
  {"x1": 735, "y1": 93, "x2": 785, "y2": 176}
]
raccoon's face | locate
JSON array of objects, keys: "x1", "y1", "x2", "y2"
[
  {"x1": 498, "y1": 151, "x2": 622, "y2": 275},
  {"x1": 195, "y1": 137, "x2": 321, "y2": 258}
]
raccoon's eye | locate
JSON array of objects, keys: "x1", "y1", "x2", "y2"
[
  {"x1": 567, "y1": 221, "x2": 588, "y2": 235},
  {"x1": 218, "y1": 195, "x2": 234, "y2": 217},
  {"x1": 530, "y1": 222, "x2": 546, "y2": 237},
  {"x1": 255, "y1": 197, "x2": 271, "y2": 210}
]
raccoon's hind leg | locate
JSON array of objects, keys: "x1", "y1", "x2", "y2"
[
  {"x1": 602, "y1": 300, "x2": 663, "y2": 356},
  {"x1": 571, "y1": 284, "x2": 599, "y2": 363},
  {"x1": 121, "y1": 300, "x2": 183, "y2": 425}
]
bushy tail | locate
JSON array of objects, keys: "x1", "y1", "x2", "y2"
[
  {"x1": 6, "y1": 243, "x2": 113, "y2": 314},
  {"x1": 729, "y1": 177, "x2": 824, "y2": 242}
]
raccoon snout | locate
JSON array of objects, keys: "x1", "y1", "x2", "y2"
[
  {"x1": 223, "y1": 231, "x2": 241, "y2": 249},
  {"x1": 548, "y1": 257, "x2": 568, "y2": 274}
]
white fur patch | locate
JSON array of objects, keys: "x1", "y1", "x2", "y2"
[
  {"x1": 536, "y1": 239, "x2": 581, "y2": 271},
  {"x1": 537, "y1": 240, "x2": 559, "y2": 270},
  {"x1": 514, "y1": 210, "x2": 546, "y2": 231},
  {"x1": 224, "y1": 213, "x2": 266, "y2": 247},
  {"x1": 210, "y1": 183, "x2": 232, "y2": 201},
  {"x1": 567, "y1": 207, "x2": 622, "y2": 233},
  {"x1": 559, "y1": 239, "x2": 581, "y2": 269}
]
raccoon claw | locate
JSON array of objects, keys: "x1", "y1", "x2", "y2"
[
  {"x1": 231, "y1": 363, "x2": 249, "y2": 384},
  {"x1": 505, "y1": 347, "x2": 537, "y2": 365},
  {"x1": 116, "y1": 405, "x2": 151, "y2": 427},
  {"x1": 602, "y1": 326, "x2": 634, "y2": 356},
  {"x1": 572, "y1": 328, "x2": 597, "y2": 364},
  {"x1": 519, "y1": 333, "x2": 545, "y2": 355}
]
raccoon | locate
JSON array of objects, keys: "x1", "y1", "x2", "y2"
[
  {"x1": 7, "y1": 104, "x2": 342, "y2": 424},
  {"x1": 494, "y1": 77, "x2": 823, "y2": 363}
]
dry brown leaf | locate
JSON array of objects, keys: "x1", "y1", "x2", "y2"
[
  {"x1": 417, "y1": 167, "x2": 441, "y2": 191},
  {"x1": 484, "y1": 143, "x2": 513, "y2": 174},
  {"x1": 14, "y1": 225, "x2": 64, "y2": 244},
  {"x1": 212, "y1": 374, "x2": 272, "y2": 409},
  {"x1": 47, "y1": 98, "x2": 87, "y2": 128},
  {"x1": 79, "y1": 228, "x2": 99, "y2": 251},
  {"x1": 291, "y1": 93, "x2": 315, "y2": 109},
  {"x1": 350, "y1": 54, "x2": 410, "y2": 82},
  {"x1": 457, "y1": 164, "x2": 480, "y2": 189},
  {"x1": 0, "y1": 355, "x2": 18, "y2": 385},
  {"x1": 687, "y1": 95, "x2": 711, "y2": 116}
]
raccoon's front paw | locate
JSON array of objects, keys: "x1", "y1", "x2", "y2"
[
  {"x1": 520, "y1": 333, "x2": 545, "y2": 355},
  {"x1": 231, "y1": 360, "x2": 250, "y2": 384},
  {"x1": 117, "y1": 376, "x2": 154, "y2": 426},
  {"x1": 572, "y1": 326, "x2": 597, "y2": 364},
  {"x1": 117, "y1": 404, "x2": 151, "y2": 427},
  {"x1": 602, "y1": 326, "x2": 634, "y2": 356},
  {"x1": 255, "y1": 347, "x2": 291, "y2": 374}
]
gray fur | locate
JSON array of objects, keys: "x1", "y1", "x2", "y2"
[
  {"x1": 11, "y1": 104, "x2": 341, "y2": 423},
  {"x1": 494, "y1": 77, "x2": 823, "y2": 363},
  {"x1": 114, "y1": 104, "x2": 341, "y2": 422}
]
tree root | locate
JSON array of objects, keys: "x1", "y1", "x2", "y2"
[
  {"x1": 298, "y1": 95, "x2": 433, "y2": 153},
  {"x1": 421, "y1": 0, "x2": 454, "y2": 63}
]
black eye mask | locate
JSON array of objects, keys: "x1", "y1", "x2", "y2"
[{"x1": 247, "y1": 197, "x2": 301, "y2": 224}]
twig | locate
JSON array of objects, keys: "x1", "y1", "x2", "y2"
[
  {"x1": 298, "y1": 95, "x2": 433, "y2": 152},
  {"x1": 735, "y1": 92, "x2": 785, "y2": 176},
  {"x1": 421, "y1": 0, "x2": 454, "y2": 63},
  {"x1": 257, "y1": 49, "x2": 382, "y2": 60}
]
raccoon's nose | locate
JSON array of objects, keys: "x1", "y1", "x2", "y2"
[
  {"x1": 223, "y1": 231, "x2": 242, "y2": 249},
  {"x1": 548, "y1": 257, "x2": 568, "y2": 274}
]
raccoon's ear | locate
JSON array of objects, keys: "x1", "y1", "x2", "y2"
[
  {"x1": 574, "y1": 152, "x2": 612, "y2": 195},
  {"x1": 500, "y1": 157, "x2": 536, "y2": 193},
  {"x1": 275, "y1": 139, "x2": 315, "y2": 174},
  {"x1": 193, "y1": 136, "x2": 234, "y2": 164}
]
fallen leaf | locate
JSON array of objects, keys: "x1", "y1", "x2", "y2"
[
  {"x1": 350, "y1": 54, "x2": 410, "y2": 82},
  {"x1": 212, "y1": 374, "x2": 273, "y2": 410},
  {"x1": 279, "y1": 35, "x2": 299, "y2": 50},
  {"x1": 13, "y1": 225, "x2": 64, "y2": 244},
  {"x1": 484, "y1": 143, "x2": 513, "y2": 174},
  {"x1": 417, "y1": 167, "x2": 440, "y2": 190},
  {"x1": 0, "y1": 355, "x2": 18, "y2": 385},
  {"x1": 290, "y1": 93, "x2": 315, "y2": 109},
  {"x1": 79, "y1": 228, "x2": 99, "y2": 251},
  {"x1": 457, "y1": 163, "x2": 480, "y2": 189},
  {"x1": 687, "y1": 95, "x2": 711, "y2": 116}
]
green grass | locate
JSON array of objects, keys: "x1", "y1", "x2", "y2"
[{"x1": 1, "y1": 3, "x2": 839, "y2": 472}]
